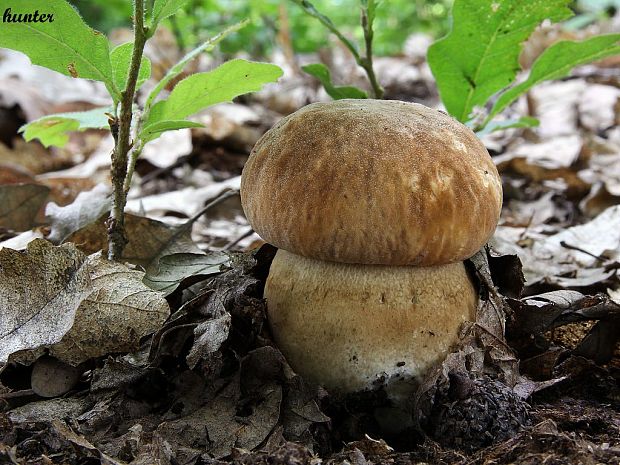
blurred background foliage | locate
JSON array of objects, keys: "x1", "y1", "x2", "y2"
[
  {"x1": 71, "y1": 0, "x2": 450, "y2": 56},
  {"x1": 70, "y1": 0, "x2": 618, "y2": 56}
]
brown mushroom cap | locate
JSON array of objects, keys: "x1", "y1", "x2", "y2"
[
  {"x1": 241, "y1": 99, "x2": 502, "y2": 266},
  {"x1": 265, "y1": 249, "x2": 477, "y2": 393}
]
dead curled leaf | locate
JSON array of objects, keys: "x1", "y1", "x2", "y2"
[
  {"x1": 0, "y1": 416, "x2": 122, "y2": 465},
  {"x1": 507, "y1": 290, "x2": 620, "y2": 366},
  {"x1": 493, "y1": 204, "x2": 620, "y2": 288},
  {"x1": 186, "y1": 312, "x2": 231, "y2": 369},
  {"x1": 0, "y1": 239, "x2": 170, "y2": 366},
  {"x1": 157, "y1": 372, "x2": 282, "y2": 460},
  {"x1": 508, "y1": 290, "x2": 620, "y2": 335},
  {"x1": 45, "y1": 183, "x2": 111, "y2": 243},
  {"x1": 155, "y1": 346, "x2": 327, "y2": 461},
  {"x1": 149, "y1": 247, "x2": 271, "y2": 369}
]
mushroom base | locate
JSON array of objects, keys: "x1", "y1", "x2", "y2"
[{"x1": 265, "y1": 250, "x2": 478, "y2": 395}]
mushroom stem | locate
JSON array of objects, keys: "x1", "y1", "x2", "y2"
[{"x1": 265, "y1": 250, "x2": 478, "y2": 395}]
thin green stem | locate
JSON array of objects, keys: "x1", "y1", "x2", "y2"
[
  {"x1": 360, "y1": 5, "x2": 383, "y2": 99},
  {"x1": 108, "y1": 0, "x2": 149, "y2": 261},
  {"x1": 291, "y1": 0, "x2": 384, "y2": 99},
  {"x1": 290, "y1": 0, "x2": 360, "y2": 60}
]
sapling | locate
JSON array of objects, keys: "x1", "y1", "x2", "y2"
[
  {"x1": 290, "y1": 0, "x2": 383, "y2": 99},
  {"x1": 0, "y1": 0, "x2": 283, "y2": 260}
]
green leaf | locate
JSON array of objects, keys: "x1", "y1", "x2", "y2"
[
  {"x1": 475, "y1": 116, "x2": 539, "y2": 136},
  {"x1": 151, "y1": 0, "x2": 190, "y2": 26},
  {"x1": 145, "y1": 59, "x2": 283, "y2": 127},
  {"x1": 484, "y1": 34, "x2": 620, "y2": 127},
  {"x1": 20, "y1": 107, "x2": 111, "y2": 148},
  {"x1": 110, "y1": 42, "x2": 152, "y2": 93},
  {"x1": 0, "y1": 0, "x2": 115, "y2": 97},
  {"x1": 145, "y1": 20, "x2": 249, "y2": 110},
  {"x1": 302, "y1": 63, "x2": 367, "y2": 99},
  {"x1": 141, "y1": 120, "x2": 204, "y2": 142},
  {"x1": 428, "y1": 0, "x2": 573, "y2": 122}
]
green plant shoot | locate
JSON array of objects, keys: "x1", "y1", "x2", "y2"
[
  {"x1": 0, "y1": 0, "x2": 283, "y2": 260},
  {"x1": 291, "y1": 0, "x2": 383, "y2": 99}
]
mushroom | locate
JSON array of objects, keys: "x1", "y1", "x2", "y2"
[{"x1": 240, "y1": 99, "x2": 502, "y2": 395}]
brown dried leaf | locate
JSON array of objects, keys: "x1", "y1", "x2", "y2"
[
  {"x1": 0, "y1": 183, "x2": 49, "y2": 231},
  {"x1": 43, "y1": 253, "x2": 170, "y2": 365},
  {"x1": 67, "y1": 213, "x2": 202, "y2": 268},
  {"x1": 39, "y1": 176, "x2": 99, "y2": 207},
  {"x1": 186, "y1": 313, "x2": 231, "y2": 369},
  {"x1": 509, "y1": 290, "x2": 620, "y2": 335},
  {"x1": 156, "y1": 374, "x2": 281, "y2": 459},
  {"x1": 0, "y1": 240, "x2": 169, "y2": 366},
  {"x1": 46, "y1": 184, "x2": 111, "y2": 243},
  {"x1": 494, "y1": 205, "x2": 620, "y2": 288},
  {"x1": 0, "y1": 162, "x2": 35, "y2": 184},
  {"x1": 0, "y1": 239, "x2": 91, "y2": 364},
  {"x1": 0, "y1": 138, "x2": 69, "y2": 174}
]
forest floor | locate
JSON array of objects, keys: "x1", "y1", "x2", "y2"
[{"x1": 0, "y1": 24, "x2": 619, "y2": 465}]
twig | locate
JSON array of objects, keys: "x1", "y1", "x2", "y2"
[
  {"x1": 187, "y1": 189, "x2": 240, "y2": 226},
  {"x1": 560, "y1": 241, "x2": 607, "y2": 263},
  {"x1": 108, "y1": 0, "x2": 149, "y2": 261},
  {"x1": 224, "y1": 227, "x2": 255, "y2": 250},
  {"x1": 0, "y1": 389, "x2": 35, "y2": 399},
  {"x1": 140, "y1": 155, "x2": 192, "y2": 185}
]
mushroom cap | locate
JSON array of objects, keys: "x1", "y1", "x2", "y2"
[
  {"x1": 241, "y1": 99, "x2": 502, "y2": 266},
  {"x1": 265, "y1": 249, "x2": 478, "y2": 394}
]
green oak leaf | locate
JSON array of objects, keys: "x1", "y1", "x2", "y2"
[
  {"x1": 302, "y1": 63, "x2": 368, "y2": 100},
  {"x1": 141, "y1": 120, "x2": 204, "y2": 142},
  {"x1": 428, "y1": 0, "x2": 573, "y2": 122},
  {"x1": 0, "y1": 0, "x2": 115, "y2": 98},
  {"x1": 145, "y1": 20, "x2": 249, "y2": 110},
  {"x1": 484, "y1": 34, "x2": 620, "y2": 127},
  {"x1": 20, "y1": 107, "x2": 111, "y2": 148},
  {"x1": 150, "y1": 0, "x2": 190, "y2": 27},
  {"x1": 144, "y1": 59, "x2": 282, "y2": 129},
  {"x1": 110, "y1": 42, "x2": 152, "y2": 94}
]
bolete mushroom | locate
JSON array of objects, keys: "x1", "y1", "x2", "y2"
[{"x1": 240, "y1": 99, "x2": 502, "y2": 395}]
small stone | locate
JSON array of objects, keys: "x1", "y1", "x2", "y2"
[{"x1": 31, "y1": 356, "x2": 80, "y2": 398}]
